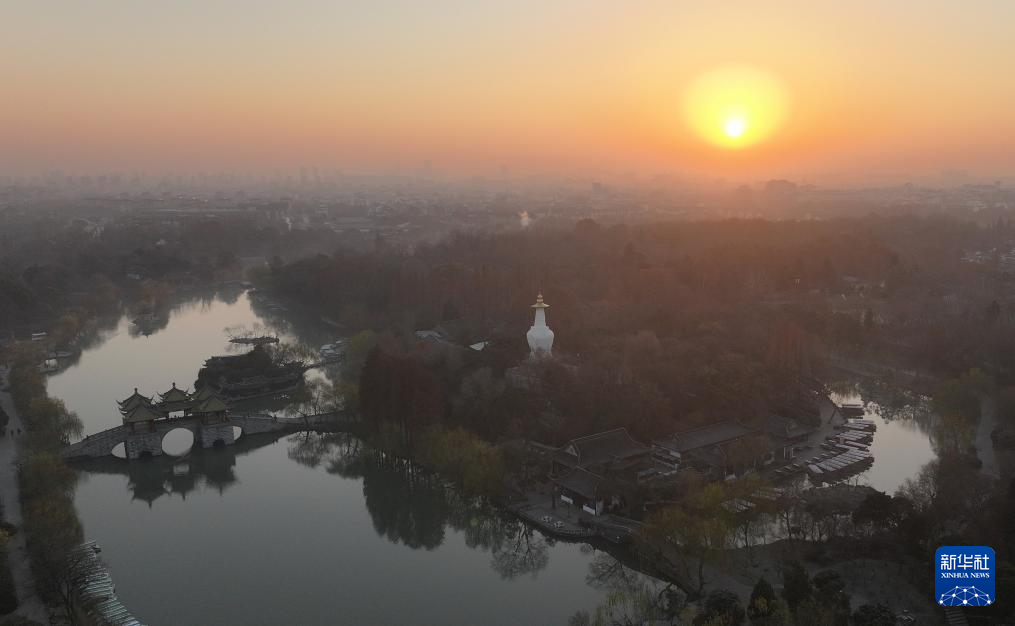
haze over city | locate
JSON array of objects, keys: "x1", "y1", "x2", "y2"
[
  {"x1": 2, "y1": 3, "x2": 1015, "y2": 626},
  {"x1": 4, "y1": 1, "x2": 1015, "y2": 184}
]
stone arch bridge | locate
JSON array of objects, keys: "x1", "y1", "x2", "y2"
[{"x1": 61, "y1": 412, "x2": 342, "y2": 460}]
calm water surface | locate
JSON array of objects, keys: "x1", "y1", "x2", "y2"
[
  {"x1": 829, "y1": 387, "x2": 936, "y2": 493},
  {"x1": 49, "y1": 291, "x2": 658, "y2": 626}
]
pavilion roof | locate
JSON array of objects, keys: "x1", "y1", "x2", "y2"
[
  {"x1": 122, "y1": 403, "x2": 167, "y2": 424},
  {"x1": 159, "y1": 383, "x2": 190, "y2": 404},
  {"x1": 193, "y1": 395, "x2": 228, "y2": 414},
  {"x1": 117, "y1": 388, "x2": 153, "y2": 412}
]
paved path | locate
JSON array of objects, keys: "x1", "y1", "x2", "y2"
[
  {"x1": 0, "y1": 368, "x2": 51, "y2": 623},
  {"x1": 976, "y1": 396, "x2": 999, "y2": 478}
]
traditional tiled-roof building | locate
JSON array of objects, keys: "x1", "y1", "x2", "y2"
[
  {"x1": 552, "y1": 428, "x2": 653, "y2": 516},
  {"x1": 117, "y1": 388, "x2": 153, "y2": 413},
  {"x1": 121, "y1": 403, "x2": 167, "y2": 430}
]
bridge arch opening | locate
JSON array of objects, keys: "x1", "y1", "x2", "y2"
[
  {"x1": 231, "y1": 426, "x2": 242, "y2": 441},
  {"x1": 111, "y1": 442, "x2": 127, "y2": 459},
  {"x1": 162, "y1": 428, "x2": 195, "y2": 456}
]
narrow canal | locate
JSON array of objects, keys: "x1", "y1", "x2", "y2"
[{"x1": 48, "y1": 289, "x2": 662, "y2": 626}]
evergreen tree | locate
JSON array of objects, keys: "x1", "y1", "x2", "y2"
[
  {"x1": 747, "y1": 577, "x2": 779, "y2": 625},
  {"x1": 781, "y1": 561, "x2": 811, "y2": 612},
  {"x1": 812, "y1": 570, "x2": 850, "y2": 626}
]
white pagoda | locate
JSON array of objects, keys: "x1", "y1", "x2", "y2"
[{"x1": 526, "y1": 292, "x2": 554, "y2": 358}]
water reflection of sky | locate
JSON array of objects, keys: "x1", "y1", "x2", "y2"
[
  {"x1": 829, "y1": 386, "x2": 936, "y2": 494},
  {"x1": 54, "y1": 291, "x2": 663, "y2": 626},
  {"x1": 48, "y1": 290, "x2": 332, "y2": 440},
  {"x1": 72, "y1": 431, "x2": 660, "y2": 626}
]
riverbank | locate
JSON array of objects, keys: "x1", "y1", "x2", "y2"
[
  {"x1": 69, "y1": 428, "x2": 647, "y2": 626},
  {"x1": 44, "y1": 290, "x2": 658, "y2": 625},
  {"x1": 0, "y1": 367, "x2": 52, "y2": 624}
]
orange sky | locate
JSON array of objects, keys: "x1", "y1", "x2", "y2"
[{"x1": 2, "y1": 1, "x2": 1014, "y2": 183}]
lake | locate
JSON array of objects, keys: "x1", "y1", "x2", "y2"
[
  {"x1": 48, "y1": 289, "x2": 659, "y2": 626},
  {"x1": 829, "y1": 383, "x2": 937, "y2": 494}
]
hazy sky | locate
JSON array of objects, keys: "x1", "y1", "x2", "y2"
[{"x1": 3, "y1": 1, "x2": 1014, "y2": 183}]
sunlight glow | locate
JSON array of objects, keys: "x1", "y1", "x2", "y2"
[
  {"x1": 724, "y1": 117, "x2": 747, "y2": 139},
  {"x1": 684, "y1": 65, "x2": 788, "y2": 149}
]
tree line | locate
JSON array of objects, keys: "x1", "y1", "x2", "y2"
[{"x1": 5, "y1": 346, "x2": 86, "y2": 623}]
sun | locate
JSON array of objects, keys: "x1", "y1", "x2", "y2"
[
  {"x1": 684, "y1": 65, "x2": 788, "y2": 149},
  {"x1": 724, "y1": 117, "x2": 747, "y2": 139}
]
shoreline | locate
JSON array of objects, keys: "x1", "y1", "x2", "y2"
[{"x1": 0, "y1": 367, "x2": 53, "y2": 624}]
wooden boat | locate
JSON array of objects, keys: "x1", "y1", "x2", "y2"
[{"x1": 229, "y1": 335, "x2": 280, "y2": 346}]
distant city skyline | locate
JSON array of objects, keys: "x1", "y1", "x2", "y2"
[{"x1": 3, "y1": 1, "x2": 1014, "y2": 184}]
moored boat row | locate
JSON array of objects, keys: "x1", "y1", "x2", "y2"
[{"x1": 809, "y1": 413, "x2": 877, "y2": 483}]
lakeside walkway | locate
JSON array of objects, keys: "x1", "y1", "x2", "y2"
[
  {"x1": 976, "y1": 396, "x2": 1000, "y2": 479},
  {"x1": 509, "y1": 484, "x2": 643, "y2": 543},
  {"x1": 509, "y1": 486, "x2": 596, "y2": 539},
  {"x1": 0, "y1": 367, "x2": 51, "y2": 623}
]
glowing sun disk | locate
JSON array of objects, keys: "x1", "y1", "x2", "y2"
[
  {"x1": 684, "y1": 65, "x2": 788, "y2": 149},
  {"x1": 724, "y1": 117, "x2": 747, "y2": 138}
]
